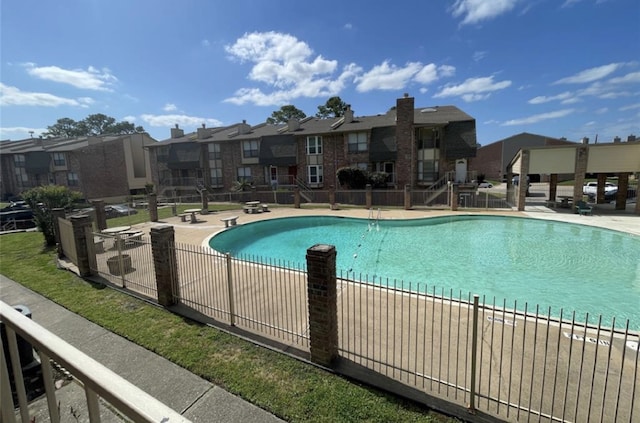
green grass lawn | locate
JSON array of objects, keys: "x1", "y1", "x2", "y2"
[{"x1": 0, "y1": 231, "x2": 456, "y2": 423}]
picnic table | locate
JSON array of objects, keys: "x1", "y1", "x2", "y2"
[
  {"x1": 102, "y1": 225, "x2": 131, "y2": 234},
  {"x1": 184, "y1": 208, "x2": 201, "y2": 223}
]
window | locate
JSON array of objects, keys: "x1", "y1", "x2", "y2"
[
  {"x1": 210, "y1": 168, "x2": 223, "y2": 187},
  {"x1": 237, "y1": 167, "x2": 251, "y2": 181},
  {"x1": 416, "y1": 127, "x2": 440, "y2": 149},
  {"x1": 208, "y1": 144, "x2": 223, "y2": 187},
  {"x1": 308, "y1": 165, "x2": 323, "y2": 184},
  {"x1": 52, "y1": 152, "x2": 66, "y2": 167},
  {"x1": 15, "y1": 167, "x2": 28, "y2": 182},
  {"x1": 156, "y1": 146, "x2": 169, "y2": 162},
  {"x1": 242, "y1": 140, "x2": 259, "y2": 158},
  {"x1": 67, "y1": 172, "x2": 79, "y2": 186},
  {"x1": 207, "y1": 143, "x2": 221, "y2": 160},
  {"x1": 348, "y1": 132, "x2": 367, "y2": 153},
  {"x1": 305, "y1": 136, "x2": 322, "y2": 155},
  {"x1": 14, "y1": 154, "x2": 25, "y2": 167}
]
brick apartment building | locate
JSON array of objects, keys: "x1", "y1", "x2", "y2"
[
  {"x1": 0, "y1": 133, "x2": 157, "y2": 201},
  {"x1": 148, "y1": 94, "x2": 478, "y2": 197}
]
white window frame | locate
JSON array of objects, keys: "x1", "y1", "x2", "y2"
[
  {"x1": 307, "y1": 165, "x2": 323, "y2": 184},
  {"x1": 237, "y1": 167, "x2": 252, "y2": 181},
  {"x1": 348, "y1": 132, "x2": 367, "y2": 153},
  {"x1": 242, "y1": 140, "x2": 259, "y2": 158},
  {"x1": 52, "y1": 152, "x2": 66, "y2": 167},
  {"x1": 305, "y1": 136, "x2": 323, "y2": 155},
  {"x1": 14, "y1": 154, "x2": 25, "y2": 167},
  {"x1": 67, "y1": 172, "x2": 79, "y2": 186}
]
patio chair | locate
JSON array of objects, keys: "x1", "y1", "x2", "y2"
[{"x1": 575, "y1": 200, "x2": 593, "y2": 216}]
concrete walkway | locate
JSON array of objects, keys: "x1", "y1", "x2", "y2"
[{"x1": 0, "y1": 275, "x2": 284, "y2": 423}]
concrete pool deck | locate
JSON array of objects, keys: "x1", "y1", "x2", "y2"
[{"x1": 133, "y1": 200, "x2": 640, "y2": 247}]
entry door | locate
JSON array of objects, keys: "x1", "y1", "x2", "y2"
[
  {"x1": 270, "y1": 166, "x2": 278, "y2": 188},
  {"x1": 455, "y1": 159, "x2": 467, "y2": 183}
]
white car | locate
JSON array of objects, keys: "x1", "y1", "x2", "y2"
[
  {"x1": 582, "y1": 182, "x2": 617, "y2": 196},
  {"x1": 478, "y1": 182, "x2": 493, "y2": 188}
]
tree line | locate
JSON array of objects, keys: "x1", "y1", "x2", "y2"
[{"x1": 40, "y1": 96, "x2": 348, "y2": 138}]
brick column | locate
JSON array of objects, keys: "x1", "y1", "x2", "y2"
[
  {"x1": 549, "y1": 174, "x2": 558, "y2": 202},
  {"x1": 200, "y1": 189, "x2": 209, "y2": 214},
  {"x1": 306, "y1": 244, "x2": 338, "y2": 367},
  {"x1": 596, "y1": 173, "x2": 607, "y2": 204},
  {"x1": 365, "y1": 184, "x2": 372, "y2": 209},
  {"x1": 329, "y1": 185, "x2": 337, "y2": 210},
  {"x1": 573, "y1": 146, "x2": 588, "y2": 207},
  {"x1": 148, "y1": 193, "x2": 158, "y2": 222},
  {"x1": 70, "y1": 215, "x2": 93, "y2": 277},
  {"x1": 150, "y1": 225, "x2": 179, "y2": 306},
  {"x1": 51, "y1": 208, "x2": 66, "y2": 258},
  {"x1": 450, "y1": 183, "x2": 459, "y2": 211},
  {"x1": 616, "y1": 173, "x2": 629, "y2": 211},
  {"x1": 91, "y1": 200, "x2": 107, "y2": 231},
  {"x1": 294, "y1": 187, "x2": 301, "y2": 209},
  {"x1": 404, "y1": 184, "x2": 412, "y2": 210}
]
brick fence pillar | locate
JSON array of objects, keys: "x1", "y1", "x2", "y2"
[
  {"x1": 200, "y1": 189, "x2": 209, "y2": 214},
  {"x1": 306, "y1": 244, "x2": 338, "y2": 367},
  {"x1": 548, "y1": 174, "x2": 558, "y2": 202},
  {"x1": 148, "y1": 193, "x2": 158, "y2": 222},
  {"x1": 451, "y1": 183, "x2": 459, "y2": 211},
  {"x1": 403, "y1": 184, "x2": 412, "y2": 210},
  {"x1": 517, "y1": 150, "x2": 530, "y2": 211},
  {"x1": 70, "y1": 215, "x2": 94, "y2": 277},
  {"x1": 150, "y1": 225, "x2": 179, "y2": 306},
  {"x1": 365, "y1": 184, "x2": 372, "y2": 209},
  {"x1": 596, "y1": 173, "x2": 608, "y2": 204},
  {"x1": 51, "y1": 208, "x2": 66, "y2": 258},
  {"x1": 294, "y1": 187, "x2": 301, "y2": 209},
  {"x1": 92, "y1": 200, "x2": 107, "y2": 231},
  {"x1": 329, "y1": 185, "x2": 337, "y2": 210}
]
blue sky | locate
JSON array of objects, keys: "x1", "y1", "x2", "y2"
[{"x1": 1, "y1": 0, "x2": 638, "y2": 145}]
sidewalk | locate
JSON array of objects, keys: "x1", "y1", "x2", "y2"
[{"x1": 0, "y1": 274, "x2": 284, "y2": 423}]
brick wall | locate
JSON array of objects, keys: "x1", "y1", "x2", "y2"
[{"x1": 71, "y1": 140, "x2": 129, "y2": 199}]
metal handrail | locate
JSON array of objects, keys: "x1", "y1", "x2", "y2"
[{"x1": 0, "y1": 301, "x2": 191, "y2": 423}]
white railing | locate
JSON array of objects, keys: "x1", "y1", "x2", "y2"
[{"x1": 0, "y1": 301, "x2": 191, "y2": 423}]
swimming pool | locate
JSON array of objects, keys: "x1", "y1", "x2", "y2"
[{"x1": 209, "y1": 215, "x2": 640, "y2": 328}]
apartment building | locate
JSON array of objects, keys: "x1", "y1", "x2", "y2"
[
  {"x1": 148, "y1": 94, "x2": 477, "y2": 196},
  {"x1": 0, "y1": 133, "x2": 156, "y2": 201}
]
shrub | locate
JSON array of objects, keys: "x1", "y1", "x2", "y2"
[{"x1": 22, "y1": 185, "x2": 82, "y2": 246}]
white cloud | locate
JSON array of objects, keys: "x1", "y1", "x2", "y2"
[
  {"x1": 595, "y1": 107, "x2": 608, "y2": 114},
  {"x1": 140, "y1": 114, "x2": 223, "y2": 128},
  {"x1": 450, "y1": 0, "x2": 520, "y2": 25},
  {"x1": 433, "y1": 76, "x2": 512, "y2": 101},
  {"x1": 223, "y1": 31, "x2": 359, "y2": 105},
  {"x1": 0, "y1": 126, "x2": 47, "y2": 140},
  {"x1": 201, "y1": 39, "x2": 211, "y2": 47},
  {"x1": 473, "y1": 51, "x2": 487, "y2": 62},
  {"x1": 163, "y1": 103, "x2": 178, "y2": 112},
  {"x1": 553, "y1": 63, "x2": 623, "y2": 84},
  {"x1": 528, "y1": 91, "x2": 573, "y2": 104},
  {"x1": 344, "y1": 23, "x2": 353, "y2": 30},
  {"x1": 619, "y1": 103, "x2": 640, "y2": 111},
  {"x1": 501, "y1": 109, "x2": 575, "y2": 126},
  {"x1": 122, "y1": 115, "x2": 137, "y2": 122},
  {"x1": 0, "y1": 83, "x2": 93, "y2": 107},
  {"x1": 355, "y1": 61, "x2": 424, "y2": 92},
  {"x1": 24, "y1": 63, "x2": 117, "y2": 91}
]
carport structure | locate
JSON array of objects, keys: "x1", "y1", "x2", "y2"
[{"x1": 507, "y1": 141, "x2": 640, "y2": 214}]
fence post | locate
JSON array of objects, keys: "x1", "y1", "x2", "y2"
[
  {"x1": 147, "y1": 193, "x2": 157, "y2": 222},
  {"x1": 225, "y1": 253, "x2": 236, "y2": 326},
  {"x1": 150, "y1": 225, "x2": 179, "y2": 307},
  {"x1": 91, "y1": 200, "x2": 107, "y2": 231},
  {"x1": 469, "y1": 294, "x2": 479, "y2": 414},
  {"x1": 201, "y1": 189, "x2": 209, "y2": 214},
  {"x1": 51, "y1": 208, "x2": 66, "y2": 259},
  {"x1": 306, "y1": 244, "x2": 338, "y2": 367},
  {"x1": 366, "y1": 184, "x2": 372, "y2": 209},
  {"x1": 404, "y1": 184, "x2": 412, "y2": 210},
  {"x1": 294, "y1": 187, "x2": 301, "y2": 209},
  {"x1": 329, "y1": 185, "x2": 337, "y2": 210},
  {"x1": 70, "y1": 215, "x2": 94, "y2": 277},
  {"x1": 451, "y1": 184, "x2": 459, "y2": 211}
]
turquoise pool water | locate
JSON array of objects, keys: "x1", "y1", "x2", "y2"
[{"x1": 209, "y1": 215, "x2": 640, "y2": 328}]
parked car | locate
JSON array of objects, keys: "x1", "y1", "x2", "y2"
[
  {"x1": 582, "y1": 182, "x2": 617, "y2": 196},
  {"x1": 477, "y1": 182, "x2": 493, "y2": 188},
  {"x1": 105, "y1": 204, "x2": 138, "y2": 219}
]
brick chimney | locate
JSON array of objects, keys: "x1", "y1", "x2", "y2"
[
  {"x1": 288, "y1": 118, "x2": 300, "y2": 132},
  {"x1": 344, "y1": 105, "x2": 354, "y2": 123},
  {"x1": 395, "y1": 93, "x2": 415, "y2": 187},
  {"x1": 197, "y1": 123, "x2": 209, "y2": 140},
  {"x1": 171, "y1": 124, "x2": 184, "y2": 139},
  {"x1": 238, "y1": 120, "x2": 251, "y2": 135}
]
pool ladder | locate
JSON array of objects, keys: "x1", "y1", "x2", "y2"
[{"x1": 368, "y1": 208, "x2": 381, "y2": 231}]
